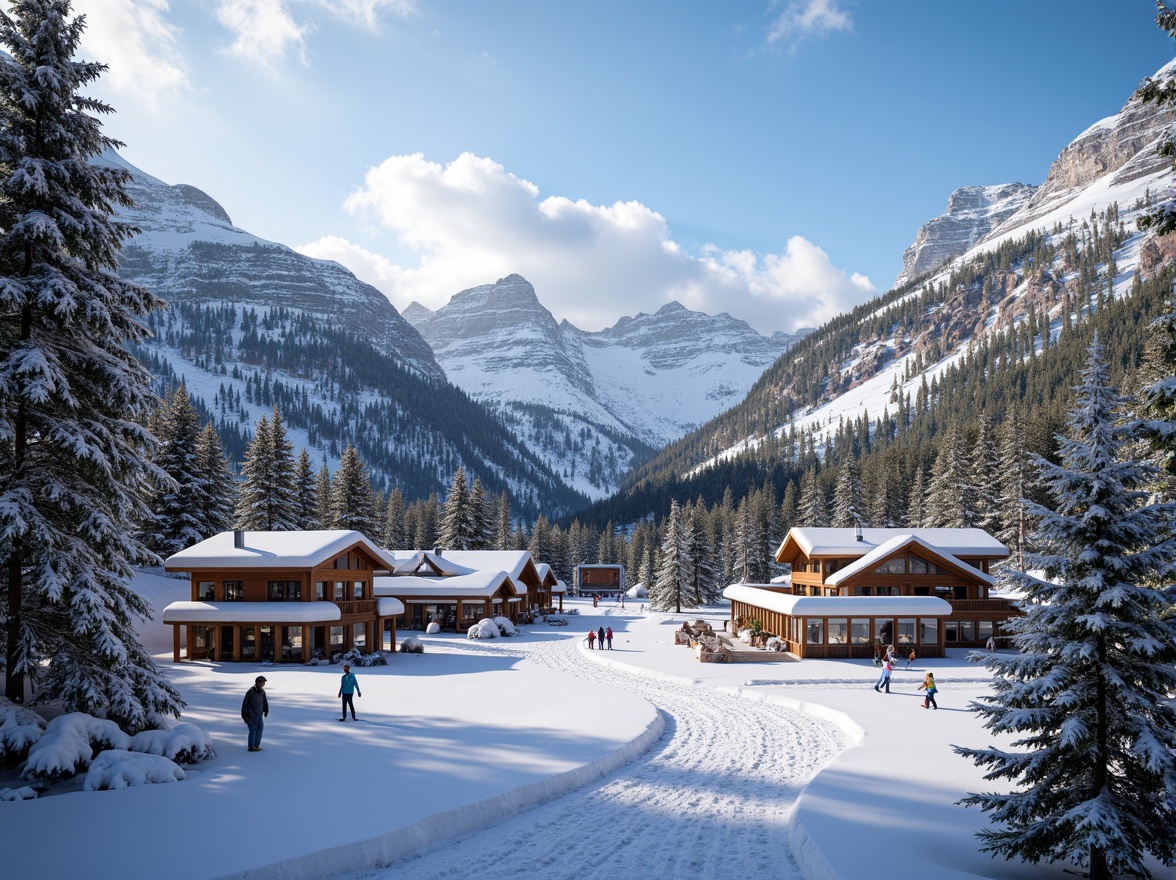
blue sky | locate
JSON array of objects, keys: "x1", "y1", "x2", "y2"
[{"x1": 70, "y1": 0, "x2": 1174, "y2": 334}]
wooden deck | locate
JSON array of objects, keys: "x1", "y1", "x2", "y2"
[{"x1": 699, "y1": 631, "x2": 799, "y2": 663}]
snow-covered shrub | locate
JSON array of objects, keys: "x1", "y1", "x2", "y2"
[
  {"x1": 467, "y1": 619, "x2": 500, "y2": 639},
  {"x1": 0, "y1": 702, "x2": 47, "y2": 765},
  {"x1": 399, "y1": 636, "x2": 424, "y2": 654},
  {"x1": 337, "y1": 647, "x2": 388, "y2": 667},
  {"x1": 765, "y1": 636, "x2": 785, "y2": 652},
  {"x1": 128, "y1": 721, "x2": 215, "y2": 764},
  {"x1": 493, "y1": 616, "x2": 517, "y2": 636},
  {"x1": 425, "y1": 621, "x2": 441, "y2": 634},
  {"x1": 738, "y1": 628, "x2": 753, "y2": 644},
  {"x1": 22, "y1": 713, "x2": 130, "y2": 784},
  {"x1": 83, "y1": 749, "x2": 185, "y2": 791},
  {"x1": 0, "y1": 785, "x2": 38, "y2": 801}
]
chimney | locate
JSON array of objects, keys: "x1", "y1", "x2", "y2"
[
  {"x1": 433, "y1": 546, "x2": 443, "y2": 557},
  {"x1": 854, "y1": 523, "x2": 863, "y2": 542},
  {"x1": 234, "y1": 529, "x2": 245, "y2": 549}
]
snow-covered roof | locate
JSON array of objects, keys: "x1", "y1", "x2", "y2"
[
  {"x1": 161, "y1": 601, "x2": 342, "y2": 624},
  {"x1": 373, "y1": 571, "x2": 517, "y2": 599},
  {"x1": 552, "y1": 579, "x2": 567, "y2": 595},
  {"x1": 433, "y1": 550, "x2": 538, "y2": 583},
  {"x1": 779, "y1": 527, "x2": 1008, "y2": 560},
  {"x1": 824, "y1": 534, "x2": 995, "y2": 587},
  {"x1": 723, "y1": 584, "x2": 953, "y2": 618},
  {"x1": 165, "y1": 530, "x2": 397, "y2": 571},
  {"x1": 376, "y1": 597, "x2": 405, "y2": 617}
]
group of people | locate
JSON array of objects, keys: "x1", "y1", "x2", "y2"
[
  {"x1": 586, "y1": 626, "x2": 614, "y2": 649},
  {"x1": 240, "y1": 664, "x2": 365, "y2": 750},
  {"x1": 872, "y1": 644, "x2": 937, "y2": 707}
]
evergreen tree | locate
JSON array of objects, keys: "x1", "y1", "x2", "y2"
[
  {"x1": 684, "y1": 504, "x2": 721, "y2": 605},
  {"x1": 637, "y1": 547, "x2": 654, "y2": 594},
  {"x1": 411, "y1": 493, "x2": 440, "y2": 549},
  {"x1": 971, "y1": 415, "x2": 1001, "y2": 536},
  {"x1": 193, "y1": 422, "x2": 235, "y2": 539},
  {"x1": 831, "y1": 457, "x2": 865, "y2": 527},
  {"x1": 731, "y1": 498, "x2": 753, "y2": 584},
  {"x1": 997, "y1": 409, "x2": 1034, "y2": 570},
  {"x1": 0, "y1": 0, "x2": 182, "y2": 720},
  {"x1": 145, "y1": 385, "x2": 205, "y2": 556},
  {"x1": 924, "y1": 425, "x2": 977, "y2": 527},
  {"x1": 330, "y1": 444, "x2": 376, "y2": 534},
  {"x1": 234, "y1": 407, "x2": 297, "y2": 530},
  {"x1": 797, "y1": 468, "x2": 827, "y2": 526},
  {"x1": 955, "y1": 337, "x2": 1176, "y2": 880},
  {"x1": 293, "y1": 448, "x2": 320, "y2": 530},
  {"x1": 494, "y1": 493, "x2": 512, "y2": 551},
  {"x1": 382, "y1": 488, "x2": 406, "y2": 549},
  {"x1": 1138, "y1": 298, "x2": 1176, "y2": 490},
  {"x1": 650, "y1": 499, "x2": 689, "y2": 612},
  {"x1": 469, "y1": 477, "x2": 493, "y2": 550},
  {"x1": 315, "y1": 463, "x2": 332, "y2": 529},
  {"x1": 528, "y1": 514, "x2": 554, "y2": 567},
  {"x1": 439, "y1": 466, "x2": 475, "y2": 550}
]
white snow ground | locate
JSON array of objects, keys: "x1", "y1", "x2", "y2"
[{"x1": 1, "y1": 590, "x2": 1171, "y2": 880}]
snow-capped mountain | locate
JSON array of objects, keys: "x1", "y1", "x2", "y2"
[
  {"x1": 894, "y1": 183, "x2": 1038, "y2": 289},
  {"x1": 108, "y1": 154, "x2": 588, "y2": 519},
  {"x1": 405, "y1": 275, "x2": 804, "y2": 498}
]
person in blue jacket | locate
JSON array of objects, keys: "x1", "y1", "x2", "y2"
[{"x1": 338, "y1": 664, "x2": 361, "y2": 721}]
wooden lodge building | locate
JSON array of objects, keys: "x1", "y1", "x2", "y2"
[
  {"x1": 162, "y1": 530, "x2": 404, "y2": 663},
  {"x1": 723, "y1": 527, "x2": 1020, "y2": 659},
  {"x1": 376, "y1": 549, "x2": 563, "y2": 633}
]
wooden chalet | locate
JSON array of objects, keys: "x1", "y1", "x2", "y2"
[
  {"x1": 373, "y1": 571, "x2": 521, "y2": 633},
  {"x1": 381, "y1": 549, "x2": 553, "y2": 628},
  {"x1": 724, "y1": 527, "x2": 1018, "y2": 659},
  {"x1": 162, "y1": 530, "x2": 403, "y2": 663}
]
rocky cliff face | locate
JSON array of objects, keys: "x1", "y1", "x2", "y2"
[
  {"x1": 894, "y1": 183, "x2": 1037, "y2": 289},
  {"x1": 108, "y1": 152, "x2": 443, "y2": 382}
]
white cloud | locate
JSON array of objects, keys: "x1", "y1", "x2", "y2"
[
  {"x1": 74, "y1": 0, "x2": 190, "y2": 108},
  {"x1": 216, "y1": 0, "x2": 312, "y2": 66},
  {"x1": 320, "y1": 0, "x2": 416, "y2": 30},
  {"x1": 767, "y1": 0, "x2": 852, "y2": 47},
  {"x1": 298, "y1": 152, "x2": 875, "y2": 335}
]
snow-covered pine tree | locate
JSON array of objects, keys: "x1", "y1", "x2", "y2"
[
  {"x1": 797, "y1": 468, "x2": 827, "y2": 527},
  {"x1": 749, "y1": 490, "x2": 777, "y2": 583},
  {"x1": 469, "y1": 476, "x2": 493, "y2": 551},
  {"x1": 315, "y1": 463, "x2": 332, "y2": 529},
  {"x1": 1138, "y1": 298, "x2": 1176, "y2": 491},
  {"x1": 494, "y1": 493, "x2": 512, "y2": 551},
  {"x1": 684, "y1": 504, "x2": 721, "y2": 605},
  {"x1": 637, "y1": 547, "x2": 654, "y2": 595},
  {"x1": 831, "y1": 457, "x2": 865, "y2": 528},
  {"x1": 382, "y1": 488, "x2": 406, "y2": 549},
  {"x1": 972, "y1": 415, "x2": 1001, "y2": 537},
  {"x1": 439, "y1": 466, "x2": 474, "y2": 550},
  {"x1": 293, "y1": 448, "x2": 320, "y2": 530},
  {"x1": 650, "y1": 499, "x2": 689, "y2": 612},
  {"x1": 996, "y1": 408, "x2": 1034, "y2": 571},
  {"x1": 955, "y1": 336, "x2": 1176, "y2": 880},
  {"x1": 144, "y1": 385, "x2": 206, "y2": 556},
  {"x1": 924, "y1": 424, "x2": 977, "y2": 527},
  {"x1": 730, "y1": 497, "x2": 753, "y2": 584},
  {"x1": 528, "y1": 514, "x2": 553, "y2": 568},
  {"x1": 193, "y1": 422, "x2": 236, "y2": 539},
  {"x1": 412, "y1": 493, "x2": 440, "y2": 549},
  {"x1": 234, "y1": 407, "x2": 297, "y2": 531},
  {"x1": 330, "y1": 444, "x2": 376, "y2": 535},
  {"x1": 0, "y1": 0, "x2": 182, "y2": 721}
]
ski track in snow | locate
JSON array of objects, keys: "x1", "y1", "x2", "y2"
[{"x1": 344, "y1": 623, "x2": 849, "y2": 880}]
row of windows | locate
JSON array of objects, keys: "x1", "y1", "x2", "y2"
[
  {"x1": 191, "y1": 622, "x2": 368, "y2": 661},
  {"x1": 802, "y1": 555, "x2": 985, "y2": 576},
  {"x1": 792, "y1": 617, "x2": 997, "y2": 646},
  {"x1": 197, "y1": 579, "x2": 368, "y2": 601}
]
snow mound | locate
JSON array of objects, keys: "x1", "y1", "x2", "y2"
[
  {"x1": 23, "y1": 713, "x2": 130, "y2": 783},
  {"x1": 83, "y1": 749, "x2": 185, "y2": 791},
  {"x1": 337, "y1": 648, "x2": 388, "y2": 667},
  {"x1": 0, "y1": 701, "x2": 47, "y2": 762},
  {"x1": 399, "y1": 636, "x2": 424, "y2": 654},
  {"x1": 0, "y1": 785, "x2": 38, "y2": 801},
  {"x1": 493, "y1": 616, "x2": 517, "y2": 636},
  {"x1": 626, "y1": 583, "x2": 648, "y2": 598},
  {"x1": 425, "y1": 621, "x2": 441, "y2": 634},
  {"x1": 467, "y1": 619, "x2": 500, "y2": 639},
  {"x1": 128, "y1": 721, "x2": 215, "y2": 764}
]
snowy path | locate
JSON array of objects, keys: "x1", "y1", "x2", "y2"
[{"x1": 344, "y1": 628, "x2": 848, "y2": 880}]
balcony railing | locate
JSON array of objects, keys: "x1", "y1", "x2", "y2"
[
  {"x1": 335, "y1": 600, "x2": 376, "y2": 616},
  {"x1": 948, "y1": 598, "x2": 1018, "y2": 613}
]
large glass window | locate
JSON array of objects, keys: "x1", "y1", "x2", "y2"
[
  {"x1": 919, "y1": 618, "x2": 938, "y2": 644},
  {"x1": 259, "y1": 625, "x2": 275, "y2": 661},
  {"x1": 958, "y1": 620, "x2": 976, "y2": 641},
  {"x1": 909, "y1": 556, "x2": 928, "y2": 574},
  {"x1": 945, "y1": 621, "x2": 958, "y2": 643},
  {"x1": 314, "y1": 581, "x2": 327, "y2": 600},
  {"x1": 224, "y1": 580, "x2": 244, "y2": 601},
  {"x1": 874, "y1": 558, "x2": 905, "y2": 574},
  {"x1": 851, "y1": 619, "x2": 871, "y2": 645},
  {"x1": 197, "y1": 580, "x2": 215, "y2": 600},
  {"x1": 329, "y1": 625, "x2": 344, "y2": 652},
  {"x1": 897, "y1": 619, "x2": 916, "y2": 645},
  {"x1": 851, "y1": 586, "x2": 874, "y2": 596},
  {"x1": 334, "y1": 581, "x2": 346, "y2": 601},
  {"x1": 240, "y1": 626, "x2": 256, "y2": 660},
  {"x1": 220, "y1": 626, "x2": 234, "y2": 659},
  {"x1": 827, "y1": 619, "x2": 848, "y2": 644},
  {"x1": 352, "y1": 623, "x2": 366, "y2": 649},
  {"x1": 268, "y1": 580, "x2": 301, "y2": 601},
  {"x1": 806, "y1": 620, "x2": 823, "y2": 645},
  {"x1": 193, "y1": 625, "x2": 213, "y2": 658},
  {"x1": 463, "y1": 604, "x2": 483, "y2": 623},
  {"x1": 877, "y1": 619, "x2": 894, "y2": 646},
  {"x1": 280, "y1": 626, "x2": 303, "y2": 661},
  {"x1": 352, "y1": 581, "x2": 364, "y2": 600},
  {"x1": 977, "y1": 620, "x2": 994, "y2": 642}
]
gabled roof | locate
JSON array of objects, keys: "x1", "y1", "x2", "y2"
[
  {"x1": 387, "y1": 549, "x2": 541, "y2": 587},
  {"x1": 164, "y1": 530, "x2": 397, "y2": 571},
  {"x1": 776, "y1": 527, "x2": 1009, "y2": 562},
  {"x1": 723, "y1": 584, "x2": 953, "y2": 618},
  {"x1": 373, "y1": 571, "x2": 518, "y2": 599},
  {"x1": 824, "y1": 534, "x2": 995, "y2": 587},
  {"x1": 534, "y1": 562, "x2": 559, "y2": 587}
]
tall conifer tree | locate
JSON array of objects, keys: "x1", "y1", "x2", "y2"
[
  {"x1": 193, "y1": 422, "x2": 236, "y2": 539},
  {"x1": 330, "y1": 444, "x2": 376, "y2": 534},
  {"x1": 0, "y1": 0, "x2": 182, "y2": 720}
]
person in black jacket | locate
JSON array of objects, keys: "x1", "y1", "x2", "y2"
[{"x1": 241, "y1": 676, "x2": 269, "y2": 751}]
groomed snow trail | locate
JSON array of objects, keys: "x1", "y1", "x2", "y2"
[{"x1": 346, "y1": 626, "x2": 848, "y2": 880}]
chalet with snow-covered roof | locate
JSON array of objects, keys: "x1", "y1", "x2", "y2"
[
  {"x1": 381, "y1": 549, "x2": 555, "y2": 629},
  {"x1": 723, "y1": 526, "x2": 1018, "y2": 659},
  {"x1": 162, "y1": 530, "x2": 403, "y2": 663},
  {"x1": 373, "y1": 570, "x2": 521, "y2": 633}
]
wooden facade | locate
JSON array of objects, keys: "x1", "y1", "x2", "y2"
[
  {"x1": 163, "y1": 530, "x2": 398, "y2": 663},
  {"x1": 724, "y1": 528, "x2": 1020, "y2": 659},
  {"x1": 374, "y1": 571, "x2": 522, "y2": 634}
]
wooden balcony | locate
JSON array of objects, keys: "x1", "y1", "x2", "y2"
[
  {"x1": 948, "y1": 598, "x2": 1018, "y2": 614},
  {"x1": 335, "y1": 600, "x2": 376, "y2": 616}
]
